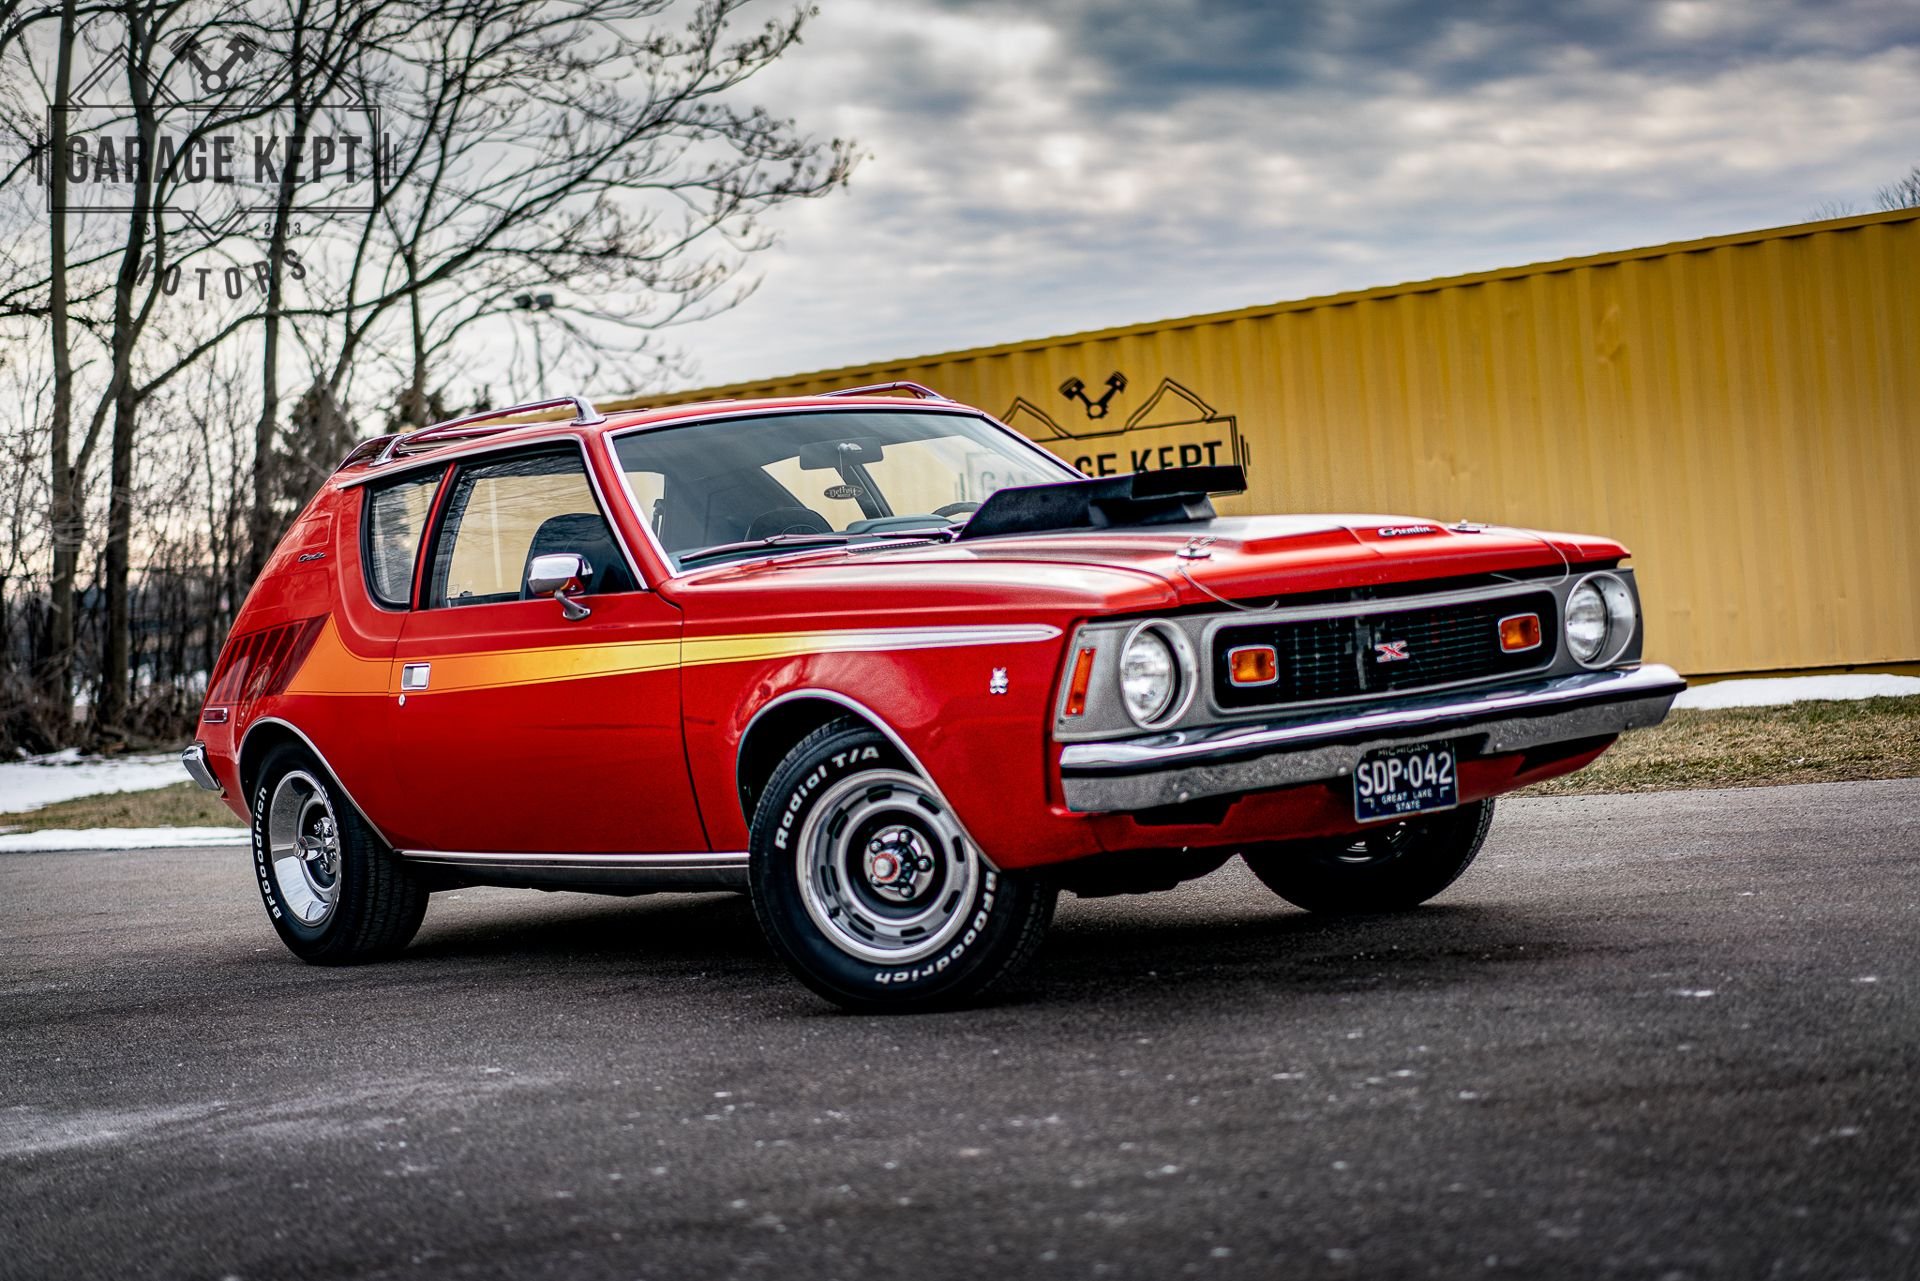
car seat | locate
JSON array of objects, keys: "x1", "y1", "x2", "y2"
[{"x1": 522, "y1": 512, "x2": 636, "y2": 596}]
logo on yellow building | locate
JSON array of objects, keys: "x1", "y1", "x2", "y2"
[{"x1": 1000, "y1": 375, "x2": 1248, "y2": 480}]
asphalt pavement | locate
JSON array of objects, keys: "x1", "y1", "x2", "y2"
[{"x1": 3, "y1": 779, "x2": 1917, "y2": 1281}]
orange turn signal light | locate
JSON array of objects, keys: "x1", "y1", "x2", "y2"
[
  {"x1": 1499, "y1": 613, "x2": 1542, "y2": 653},
  {"x1": 1064, "y1": 647, "x2": 1097, "y2": 716},
  {"x1": 1227, "y1": 644, "x2": 1278, "y2": 686}
]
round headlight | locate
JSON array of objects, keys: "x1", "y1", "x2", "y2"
[
  {"x1": 1565, "y1": 582, "x2": 1609, "y2": 662},
  {"x1": 1564, "y1": 573, "x2": 1637, "y2": 666},
  {"x1": 1119, "y1": 626, "x2": 1177, "y2": 725}
]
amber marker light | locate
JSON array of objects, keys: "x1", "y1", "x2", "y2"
[
  {"x1": 1499, "y1": 613, "x2": 1543, "y2": 653},
  {"x1": 1227, "y1": 644, "x2": 1278, "y2": 686},
  {"x1": 1064, "y1": 647, "x2": 1097, "y2": 716}
]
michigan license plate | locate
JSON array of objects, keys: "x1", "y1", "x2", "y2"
[{"x1": 1353, "y1": 742, "x2": 1458, "y2": 823}]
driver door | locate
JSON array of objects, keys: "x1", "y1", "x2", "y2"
[{"x1": 381, "y1": 444, "x2": 706, "y2": 855}]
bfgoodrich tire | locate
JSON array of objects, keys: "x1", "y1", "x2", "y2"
[
  {"x1": 1241, "y1": 799, "x2": 1495, "y2": 914},
  {"x1": 250, "y1": 743, "x2": 427, "y2": 964},
  {"x1": 748, "y1": 718, "x2": 1056, "y2": 1012}
]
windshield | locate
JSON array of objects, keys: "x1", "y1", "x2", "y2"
[{"x1": 613, "y1": 409, "x2": 1073, "y2": 567}]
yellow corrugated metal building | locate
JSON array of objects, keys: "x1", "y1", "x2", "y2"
[{"x1": 617, "y1": 210, "x2": 1920, "y2": 676}]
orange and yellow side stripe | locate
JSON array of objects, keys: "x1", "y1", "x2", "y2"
[{"x1": 282, "y1": 616, "x2": 1060, "y2": 697}]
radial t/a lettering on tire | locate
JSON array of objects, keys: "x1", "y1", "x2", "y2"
[
  {"x1": 251, "y1": 743, "x2": 428, "y2": 965},
  {"x1": 747, "y1": 718, "x2": 1056, "y2": 1011}
]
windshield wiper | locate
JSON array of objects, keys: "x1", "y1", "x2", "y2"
[{"x1": 677, "y1": 528, "x2": 956, "y2": 567}]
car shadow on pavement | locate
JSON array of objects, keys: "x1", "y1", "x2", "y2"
[
  {"x1": 404, "y1": 888, "x2": 766, "y2": 965},
  {"x1": 394, "y1": 875, "x2": 1620, "y2": 1013},
  {"x1": 1033, "y1": 900, "x2": 1603, "y2": 1005}
]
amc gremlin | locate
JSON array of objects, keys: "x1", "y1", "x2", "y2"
[{"x1": 183, "y1": 385, "x2": 1684, "y2": 1010}]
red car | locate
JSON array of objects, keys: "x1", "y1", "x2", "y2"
[{"x1": 183, "y1": 385, "x2": 1683, "y2": 1010}]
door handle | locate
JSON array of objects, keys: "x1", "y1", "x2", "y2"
[{"x1": 401, "y1": 663, "x2": 431, "y2": 691}]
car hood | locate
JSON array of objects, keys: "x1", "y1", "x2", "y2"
[{"x1": 666, "y1": 514, "x2": 1627, "y2": 616}]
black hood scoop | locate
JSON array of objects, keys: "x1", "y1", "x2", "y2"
[{"x1": 957, "y1": 465, "x2": 1247, "y2": 539}]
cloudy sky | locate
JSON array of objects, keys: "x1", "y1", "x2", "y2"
[{"x1": 663, "y1": 0, "x2": 1920, "y2": 390}]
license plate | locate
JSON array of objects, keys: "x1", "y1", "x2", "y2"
[{"x1": 1353, "y1": 742, "x2": 1458, "y2": 823}]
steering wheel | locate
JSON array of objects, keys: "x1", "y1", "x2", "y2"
[{"x1": 934, "y1": 501, "x2": 980, "y2": 520}]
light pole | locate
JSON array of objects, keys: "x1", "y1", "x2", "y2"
[{"x1": 514, "y1": 292, "x2": 555, "y2": 390}]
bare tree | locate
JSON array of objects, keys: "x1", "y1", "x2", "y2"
[
  {"x1": 301, "y1": 0, "x2": 853, "y2": 429},
  {"x1": 1, "y1": 0, "x2": 853, "y2": 749},
  {"x1": 1874, "y1": 164, "x2": 1920, "y2": 212},
  {"x1": 3, "y1": 0, "x2": 278, "y2": 731}
]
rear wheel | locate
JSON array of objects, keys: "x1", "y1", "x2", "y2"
[
  {"x1": 251, "y1": 743, "x2": 427, "y2": 963},
  {"x1": 1241, "y1": 799, "x2": 1495, "y2": 914},
  {"x1": 748, "y1": 719, "x2": 1055, "y2": 1011}
]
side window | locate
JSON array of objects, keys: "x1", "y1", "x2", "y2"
[
  {"x1": 427, "y1": 449, "x2": 634, "y2": 609},
  {"x1": 363, "y1": 467, "x2": 445, "y2": 608}
]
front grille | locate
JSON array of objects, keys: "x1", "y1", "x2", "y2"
[{"x1": 1212, "y1": 591, "x2": 1556, "y2": 710}]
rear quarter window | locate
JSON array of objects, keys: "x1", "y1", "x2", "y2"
[{"x1": 362, "y1": 467, "x2": 445, "y2": 607}]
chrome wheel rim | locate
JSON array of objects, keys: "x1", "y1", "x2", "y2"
[
  {"x1": 796, "y1": 769, "x2": 979, "y2": 965},
  {"x1": 267, "y1": 770, "x2": 342, "y2": 927},
  {"x1": 1330, "y1": 821, "x2": 1415, "y2": 865}
]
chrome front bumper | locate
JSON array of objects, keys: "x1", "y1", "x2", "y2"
[
  {"x1": 180, "y1": 742, "x2": 222, "y2": 793},
  {"x1": 1057, "y1": 664, "x2": 1686, "y2": 813}
]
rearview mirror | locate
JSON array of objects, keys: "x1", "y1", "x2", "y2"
[
  {"x1": 797, "y1": 437, "x2": 884, "y2": 470},
  {"x1": 527, "y1": 552, "x2": 593, "y2": 621}
]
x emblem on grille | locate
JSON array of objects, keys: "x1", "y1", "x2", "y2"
[{"x1": 1374, "y1": 640, "x2": 1411, "y2": 662}]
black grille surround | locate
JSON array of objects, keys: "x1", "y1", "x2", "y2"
[{"x1": 1211, "y1": 590, "x2": 1558, "y2": 711}]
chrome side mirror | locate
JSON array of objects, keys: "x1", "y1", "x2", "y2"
[{"x1": 527, "y1": 552, "x2": 593, "y2": 621}]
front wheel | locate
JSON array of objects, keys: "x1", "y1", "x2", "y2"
[
  {"x1": 251, "y1": 744, "x2": 428, "y2": 964},
  {"x1": 748, "y1": 719, "x2": 1056, "y2": 1011},
  {"x1": 1241, "y1": 799, "x2": 1495, "y2": 914}
]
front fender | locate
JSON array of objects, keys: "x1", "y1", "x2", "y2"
[{"x1": 685, "y1": 631, "x2": 1101, "y2": 865}]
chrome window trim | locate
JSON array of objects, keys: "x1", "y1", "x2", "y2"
[
  {"x1": 358, "y1": 462, "x2": 452, "y2": 614},
  {"x1": 408, "y1": 436, "x2": 643, "y2": 608},
  {"x1": 606, "y1": 404, "x2": 1082, "y2": 579},
  {"x1": 238, "y1": 716, "x2": 396, "y2": 849},
  {"x1": 578, "y1": 435, "x2": 647, "y2": 591},
  {"x1": 740, "y1": 688, "x2": 1004, "y2": 872},
  {"x1": 594, "y1": 431, "x2": 677, "y2": 583}
]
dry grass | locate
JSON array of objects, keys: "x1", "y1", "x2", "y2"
[
  {"x1": 0, "y1": 782, "x2": 245, "y2": 832},
  {"x1": 1521, "y1": 697, "x2": 1920, "y2": 796}
]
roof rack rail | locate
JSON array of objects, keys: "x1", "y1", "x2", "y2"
[
  {"x1": 818, "y1": 381, "x2": 952, "y2": 402},
  {"x1": 370, "y1": 394, "x2": 608, "y2": 466}
]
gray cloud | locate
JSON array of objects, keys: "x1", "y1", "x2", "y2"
[{"x1": 654, "y1": 0, "x2": 1920, "y2": 388}]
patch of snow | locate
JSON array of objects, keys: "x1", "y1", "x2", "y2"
[
  {"x1": 0, "y1": 749, "x2": 188, "y2": 813},
  {"x1": 0, "y1": 826, "x2": 247, "y2": 853},
  {"x1": 1674, "y1": 674, "x2": 1920, "y2": 710}
]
